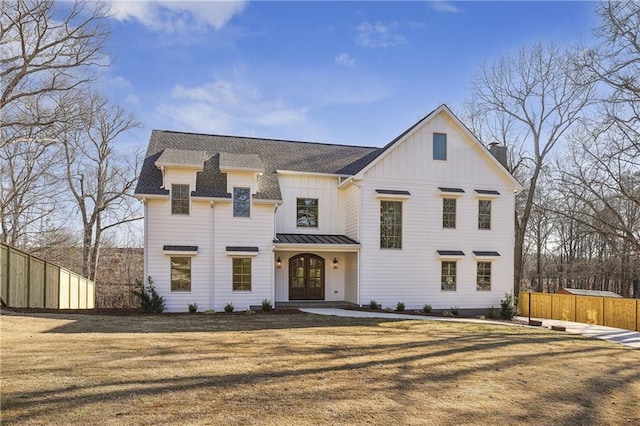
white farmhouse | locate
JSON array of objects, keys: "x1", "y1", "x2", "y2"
[{"x1": 134, "y1": 105, "x2": 522, "y2": 313}]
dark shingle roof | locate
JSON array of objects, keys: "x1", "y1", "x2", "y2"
[
  {"x1": 375, "y1": 189, "x2": 411, "y2": 195},
  {"x1": 473, "y1": 251, "x2": 500, "y2": 256},
  {"x1": 475, "y1": 189, "x2": 501, "y2": 195},
  {"x1": 439, "y1": 187, "x2": 465, "y2": 193},
  {"x1": 226, "y1": 246, "x2": 259, "y2": 252},
  {"x1": 219, "y1": 152, "x2": 263, "y2": 172},
  {"x1": 437, "y1": 250, "x2": 465, "y2": 256},
  {"x1": 163, "y1": 245, "x2": 198, "y2": 251},
  {"x1": 156, "y1": 149, "x2": 208, "y2": 168},
  {"x1": 135, "y1": 131, "x2": 380, "y2": 200},
  {"x1": 274, "y1": 234, "x2": 360, "y2": 245}
]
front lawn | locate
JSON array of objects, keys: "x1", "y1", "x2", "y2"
[{"x1": 1, "y1": 311, "x2": 638, "y2": 425}]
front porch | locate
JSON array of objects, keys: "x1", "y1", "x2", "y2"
[{"x1": 273, "y1": 233, "x2": 360, "y2": 305}]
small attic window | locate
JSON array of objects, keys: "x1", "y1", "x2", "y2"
[
  {"x1": 433, "y1": 133, "x2": 447, "y2": 160},
  {"x1": 171, "y1": 184, "x2": 190, "y2": 215}
]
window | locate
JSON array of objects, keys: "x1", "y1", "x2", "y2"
[
  {"x1": 232, "y1": 258, "x2": 252, "y2": 291},
  {"x1": 233, "y1": 187, "x2": 250, "y2": 217},
  {"x1": 171, "y1": 257, "x2": 191, "y2": 291},
  {"x1": 477, "y1": 261, "x2": 491, "y2": 291},
  {"x1": 380, "y1": 200, "x2": 402, "y2": 249},
  {"x1": 441, "y1": 261, "x2": 457, "y2": 291},
  {"x1": 296, "y1": 198, "x2": 318, "y2": 227},
  {"x1": 433, "y1": 133, "x2": 447, "y2": 160},
  {"x1": 171, "y1": 184, "x2": 189, "y2": 215},
  {"x1": 478, "y1": 200, "x2": 491, "y2": 229},
  {"x1": 443, "y1": 198, "x2": 456, "y2": 228}
]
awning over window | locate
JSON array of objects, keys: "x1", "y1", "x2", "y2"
[
  {"x1": 274, "y1": 234, "x2": 361, "y2": 252},
  {"x1": 226, "y1": 246, "x2": 259, "y2": 256},
  {"x1": 163, "y1": 245, "x2": 198, "y2": 255}
]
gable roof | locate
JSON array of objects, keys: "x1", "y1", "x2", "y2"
[{"x1": 134, "y1": 104, "x2": 520, "y2": 200}]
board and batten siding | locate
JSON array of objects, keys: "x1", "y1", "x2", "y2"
[
  {"x1": 343, "y1": 184, "x2": 360, "y2": 241},
  {"x1": 357, "y1": 110, "x2": 518, "y2": 309},
  {"x1": 145, "y1": 196, "x2": 212, "y2": 312},
  {"x1": 212, "y1": 201, "x2": 275, "y2": 311},
  {"x1": 276, "y1": 174, "x2": 344, "y2": 235}
]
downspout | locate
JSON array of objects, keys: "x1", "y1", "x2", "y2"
[
  {"x1": 210, "y1": 200, "x2": 215, "y2": 310},
  {"x1": 143, "y1": 198, "x2": 148, "y2": 283}
]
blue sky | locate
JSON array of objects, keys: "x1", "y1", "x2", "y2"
[{"x1": 99, "y1": 1, "x2": 597, "y2": 150}]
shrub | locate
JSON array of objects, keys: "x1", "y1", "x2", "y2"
[
  {"x1": 450, "y1": 306, "x2": 459, "y2": 316},
  {"x1": 500, "y1": 292, "x2": 518, "y2": 320},
  {"x1": 224, "y1": 302, "x2": 235, "y2": 313},
  {"x1": 369, "y1": 300, "x2": 380, "y2": 310},
  {"x1": 422, "y1": 304, "x2": 432, "y2": 313},
  {"x1": 133, "y1": 277, "x2": 166, "y2": 313},
  {"x1": 442, "y1": 310, "x2": 452, "y2": 317},
  {"x1": 396, "y1": 302, "x2": 405, "y2": 312},
  {"x1": 203, "y1": 309, "x2": 216, "y2": 314},
  {"x1": 188, "y1": 303, "x2": 198, "y2": 313},
  {"x1": 487, "y1": 306, "x2": 496, "y2": 319},
  {"x1": 245, "y1": 308, "x2": 256, "y2": 315},
  {"x1": 261, "y1": 299, "x2": 272, "y2": 312},
  {"x1": 383, "y1": 307, "x2": 394, "y2": 313}
]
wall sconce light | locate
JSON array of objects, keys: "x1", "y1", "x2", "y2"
[
  {"x1": 276, "y1": 257, "x2": 282, "y2": 268},
  {"x1": 333, "y1": 258, "x2": 339, "y2": 269}
]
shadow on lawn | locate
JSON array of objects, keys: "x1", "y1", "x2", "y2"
[{"x1": 3, "y1": 330, "x2": 637, "y2": 425}]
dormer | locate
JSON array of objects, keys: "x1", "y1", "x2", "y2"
[
  {"x1": 155, "y1": 148, "x2": 208, "y2": 190},
  {"x1": 219, "y1": 152, "x2": 264, "y2": 195}
]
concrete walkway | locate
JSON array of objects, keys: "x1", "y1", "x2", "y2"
[{"x1": 299, "y1": 308, "x2": 640, "y2": 349}]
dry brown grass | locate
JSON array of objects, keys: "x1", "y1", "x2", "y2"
[{"x1": 1, "y1": 311, "x2": 639, "y2": 425}]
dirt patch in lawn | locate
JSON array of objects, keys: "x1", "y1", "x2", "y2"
[{"x1": 1, "y1": 312, "x2": 639, "y2": 425}]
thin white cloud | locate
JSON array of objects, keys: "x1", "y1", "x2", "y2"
[
  {"x1": 109, "y1": 1, "x2": 247, "y2": 33},
  {"x1": 335, "y1": 52, "x2": 355, "y2": 67},
  {"x1": 430, "y1": 1, "x2": 461, "y2": 14},
  {"x1": 356, "y1": 22, "x2": 406, "y2": 48},
  {"x1": 158, "y1": 78, "x2": 308, "y2": 135}
]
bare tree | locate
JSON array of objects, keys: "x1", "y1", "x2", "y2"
[
  {"x1": 0, "y1": 0, "x2": 110, "y2": 146},
  {"x1": 466, "y1": 42, "x2": 596, "y2": 295},
  {"x1": 61, "y1": 91, "x2": 141, "y2": 280}
]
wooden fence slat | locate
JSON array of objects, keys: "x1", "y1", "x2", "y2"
[
  {"x1": 69, "y1": 274, "x2": 80, "y2": 309},
  {"x1": 551, "y1": 294, "x2": 576, "y2": 322},
  {"x1": 575, "y1": 296, "x2": 604, "y2": 325},
  {"x1": 59, "y1": 270, "x2": 70, "y2": 309},
  {"x1": 531, "y1": 293, "x2": 552, "y2": 319},
  {"x1": 29, "y1": 258, "x2": 45, "y2": 308},
  {"x1": 10, "y1": 249, "x2": 29, "y2": 308},
  {"x1": 603, "y1": 298, "x2": 637, "y2": 331},
  {"x1": 45, "y1": 263, "x2": 60, "y2": 309},
  {"x1": 1, "y1": 244, "x2": 8, "y2": 304}
]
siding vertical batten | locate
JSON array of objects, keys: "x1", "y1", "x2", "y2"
[{"x1": 210, "y1": 201, "x2": 214, "y2": 310}]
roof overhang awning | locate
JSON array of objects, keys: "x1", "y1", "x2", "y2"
[
  {"x1": 274, "y1": 234, "x2": 361, "y2": 252},
  {"x1": 163, "y1": 245, "x2": 198, "y2": 255}
]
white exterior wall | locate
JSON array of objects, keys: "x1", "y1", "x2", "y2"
[
  {"x1": 358, "y1": 110, "x2": 517, "y2": 310},
  {"x1": 145, "y1": 195, "x2": 213, "y2": 313},
  {"x1": 276, "y1": 174, "x2": 344, "y2": 235},
  {"x1": 344, "y1": 252, "x2": 358, "y2": 304},
  {"x1": 212, "y1": 170, "x2": 275, "y2": 311},
  {"x1": 343, "y1": 184, "x2": 360, "y2": 241}
]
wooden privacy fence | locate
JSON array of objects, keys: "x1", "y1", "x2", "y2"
[
  {"x1": 519, "y1": 292, "x2": 639, "y2": 332},
  {"x1": 0, "y1": 243, "x2": 94, "y2": 309}
]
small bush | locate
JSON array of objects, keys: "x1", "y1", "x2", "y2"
[
  {"x1": 422, "y1": 304, "x2": 432, "y2": 313},
  {"x1": 383, "y1": 307, "x2": 394, "y2": 313},
  {"x1": 476, "y1": 315, "x2": 486, "y2": 320},
  {"x1": 500, "y1": 292, "x2": 518, "y2": 320},
  {"x1": 224, "y1": 302, "x2": 235, "y2": 313},
  {"x1": 133, "y1": 276, "x2": 166, "y2": 313},
  {"x1": 487, "y1": 306, "x2": 496, "y2": 319},
  {"x1": 188, "y1": 303, "x2": 198, "y2": 313},
  {"x1": 442, "y1": 310, "x2": 452, "y2": 317},
  {"x1": 369, "y1": 300, "x2": 380, "y2": 310},
  {"x1": 261, "y1": 299, "x2": 272, "y2": 312},
  {"x1": 450, "y1": 306, "x2": 459, "y2": 316},
  {"x1": 245, "y1": 308, "x2": 256, "y2": 315},
  {"x1": 203, "y1": 309, "x2": 216, "y2": 314},
  {"x1": 396, "y1": 302, "x2": 405, "y2": 312}
]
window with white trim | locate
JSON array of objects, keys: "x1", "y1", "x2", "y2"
[
  {"x1": 478, "y1": 200, "x2": 491, "y2": 229},
  {"x1": 233, "y1": 187, "x2": 250, "y2": 217},
  {"x1": 380, "y1": 200, "x2": 402, "y2": 249},
  {"x1": 433, "y1": 133, "x2": 447, "y2": 160},
  {"x1": 232, "y1": 258, "x2": 252, "y2": 291},
  {"x1": 296, "y1": 198, "x2": 318, "y2": 227},
  {"x1": 171, "y1": 257, "x2": 191, "y2": 291},
  {"x1": 171, "y1": 184, "x2": 189, "y2": 215},
  {"x1": 441, "y1": 261, "x2": 457, "y2": 291},
  {"x1": 443, "y1": 198, "x2": 456, "y2": 228},
  {"x1": 477, "y1": 261, "x2": 491, "y2": 291}
]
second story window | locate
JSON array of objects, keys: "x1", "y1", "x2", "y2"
[
  {"x1": 443, "y1": 198, "x2": 456, "y2": 228},
  {"x1": 380, "y1": 200, "x2": 402, "y2": 249},
  {"x1": 478, "y1": 200, "x2": 492, "y2": 230},
  {"x1": 296, "y1": 198, "x2": 318, "y2": 227},
  {"x1": 171, "y1": 184, "x2": 189, "y2": 215},
  {"x1": 233, "y1": 187, "x2": 250, "y2": 217},
  {"x1": 433, "y1": 133, "x2": 447, "y2": 160}
]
